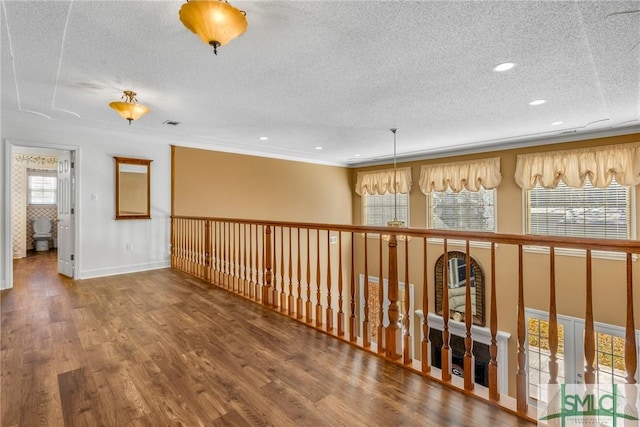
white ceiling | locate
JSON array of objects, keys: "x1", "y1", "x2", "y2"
[{"x1": 2, "y1": 0, "x2": 640, "y2": 166}]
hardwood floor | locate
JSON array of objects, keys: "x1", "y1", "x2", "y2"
[{"x1": 2, "y1": 252, "x2": 534, "y2": 426}]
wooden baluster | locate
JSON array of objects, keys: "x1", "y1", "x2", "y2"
[
  {"x1": 254, "y1": 224, "x2": 260, "y2": 301},
  {"x1": 349, "y1": 232, "x2": 357, "y2": 342},
  {"x1": 441, "y1": 240, "x2": 451, "y2": 381},
  {"x1": 378, "y1": 236, "x2": 385, "y2": 355},
  {"x1": 315, "y1": 229, "x2": 322, "y2": 328},
  {"x1": 489, "y1": 242, "x2": 500, "y2": 401},
  {"x1": 516, "y1": 244, "x2": 528, "y2": 413},
  {"x1": 211, "y1": 221, "x2": 217, "y2": 285},
  {"x1": 272, "y1": 227, "x2": 278, "y2": 308},
  {"x1": 363, "y1": 232, "x2": 371, "y2": 348},
  {"x1": 205, "y1": 220, "x2": 211, "y2": 282},
  {"x1": 548, "y1": 247, "x2": 558, "y2": 385},
  {"x1": 185, "y1": 219, "x2": 189, "y2": 272},
  {"x1": 625, "y1": 253, "x2": 638, "y2": 385},
  {"x1": 386, "y1": 234, "x2": 401, "y2": 360},
  {"x1": 288, "y1": 227, "x2": 294, "y2": 315},
  {"x1": 214, "y1": 221, "x2": 219, "y2": 285},
  {"x1": 173, "y1": 218, "x2": 178, "y2": 269},
  {"x1": 248, "y1": 224, "x2": 254, "y2": 298},
  {"x1": 221, "y1": 222, "x2": 226, "y2": 287},
  {"x1": 242, "y1": 224, "x2": 247, "y2": 296},
  {"x1": 228, "y1": 222, "x2": 232, "y2": 289},
  {"x1": 421, "y1": 237, "x2": 430, "y2": 373},
  {"x1": 232, "y1": 223, "x2": 237, "y2": 291},
  {"x1": 326, "y1": 230, "x2": 333, "y2": 332},
  {"x1": 199, "y1": 220, "x2": 203, "y2": 278},
  {"x1": 584, "y1": 249, "x2": 595, "y2": 385},
  {"x1": 280, "y1": 227, "x2": 286, "y2": 311},
  {"x1": 306, "y1": 228, "x2": 312, "y2": 324},
  {"x1": 296, "y1": 228, "x2": 303, "y2": 319},
  {"x1": 337, "y1": 232, "x2": 345, "y2": 336},
  {"x1": 403, "y1": 237, "x2": 411, "y2": 365},
  {"x1": 174, "y1": 218, "x2": 179, "y2": 269},
  {"x1": 463, "y1": 241, "x2": 474, "y2": 390},
  {"x1": 263, "y1": 225, "x2": 272, "y2": 306}
]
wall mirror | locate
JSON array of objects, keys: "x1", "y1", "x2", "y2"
[
  {"x1": 434, "y1": 251, "x2": 485, "y2": 326},
  {"x1": 114, "y1": 156, "x2": 152, "y2": 220}
]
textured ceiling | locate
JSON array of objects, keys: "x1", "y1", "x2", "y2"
[{"x1": 2, "y1": 0, "x2": 640, "y2": 166}]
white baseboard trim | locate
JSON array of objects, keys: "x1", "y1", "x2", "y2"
[{"x1": 79, "y1": 259, "x2": 170, "y2": 279}]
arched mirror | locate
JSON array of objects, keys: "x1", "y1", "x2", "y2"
[
  {"x1": 434, "y1": 251, "x2": 485, "y2": 326},
  {"x1": 114, "y1": 157, "x2": 152, "y2": 220}
]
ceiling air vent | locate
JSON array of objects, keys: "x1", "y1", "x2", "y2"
[{"x1": 163, "y1": 120, "x2": 180, "y2": 126}]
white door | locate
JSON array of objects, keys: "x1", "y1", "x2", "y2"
[{"x1": 57, "y1": 151, "x2": 75, "y2": 277}]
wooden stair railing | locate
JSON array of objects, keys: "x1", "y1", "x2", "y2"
[{"x1": 171, "y1": 216, "x2": 640, "y2": 423}]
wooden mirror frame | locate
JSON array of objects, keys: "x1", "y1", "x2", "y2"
[
  {"x1": 114, "y1": 156, "x2": 152, "y2": 220},
  {"x1": 434, "y1": 251, "x2": 485, "y2": 326}
]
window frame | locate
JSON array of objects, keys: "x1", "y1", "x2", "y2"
[
  {"x1": 27, "y1": 169, "x2": 57, "y2": 206},
  {"x1": 426, "y1": 187, "x2": 497, "y2": 233},
  {"x1": 522, "y1": 179, "x2": 636, "y2": 260},
  {"x1": 361, "y1": 191, "x2": 410, "y2": 228}
]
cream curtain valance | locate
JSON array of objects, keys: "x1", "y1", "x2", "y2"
[
  {"x1": 514, "y1": 142, "x2": 640, "y2": 190},
  {"x1": 355, "y1": 167, "x2": 412, "y2": 196},
  {"x1": 419, "y1": 157, "x2": 502, "y2": 193}
]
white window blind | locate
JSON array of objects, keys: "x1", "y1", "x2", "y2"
[
  {"x1": 362, "y1": 192, "x2": 409, "y2": 226},
  {"x1": 28, "y1": 171, "x2": 57, "y2": 205},
  {"x1": 526, "y1": 178, "x2": 630, "y2": 239},
  {"x1": 429, "y1": 187, "x2": 496, "y2": 231}
]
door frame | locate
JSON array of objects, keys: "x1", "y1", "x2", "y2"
[{"x1": 3, "y1": 139, "x2": 80, "y2": 289}]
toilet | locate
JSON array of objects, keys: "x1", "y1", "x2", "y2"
[{"x1": 33, "y1": 217, "x2": 52, "y2": 251}]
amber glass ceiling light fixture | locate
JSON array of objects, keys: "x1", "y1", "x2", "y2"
[
  {"x1": 109, "y1": 91, "x2": 150, "y2": 125},
  {"x1": 179, "y1": 0, "x2": 248, "y2": 55}
]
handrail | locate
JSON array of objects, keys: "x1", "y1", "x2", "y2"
[{"x1": 172, "y1": 215, "x2": 640, "y2": 253}]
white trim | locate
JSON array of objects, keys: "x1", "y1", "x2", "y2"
[
  {"x1": 523, "y1": 246, "x2": 638, "y2": 262},
  {"x1": 422, "y1": 311, "x2": 511, "y2": 394},
  {"x1": 426, "y1": 238, "x2": 496, "y2": 250},
  {"x1": 80, "y1": 260, "x2": 170, "y2": 279}
]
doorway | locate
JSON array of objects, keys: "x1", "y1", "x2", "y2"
[{"x1": 3, "y1": 140, "x2": 79, "y2": 289}]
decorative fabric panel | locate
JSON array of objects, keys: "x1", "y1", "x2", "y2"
[
  {"x1": 419, "y1": 157, "x2": 502, "y2": 193},
  {"x1": 514, "y1": 142, "x2": 640, "y2": 189},
  {"x1": 355, "y1": 167, "x2": 412, "y2": 196}
]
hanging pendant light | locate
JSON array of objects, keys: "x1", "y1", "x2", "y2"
[
  {"x1": 179, "y1": 0, "x2": 248, "y2": 55},
  {"x1": 109, "y1": 91, "x2": 150, "y2": 125},
  {"x1": 383, "y1": 128, "x2": 410, "y2": 241}
]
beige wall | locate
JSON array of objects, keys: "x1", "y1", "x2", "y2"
[{"x1": 173, "y1": 147, "x2": 353, "y2": 224}]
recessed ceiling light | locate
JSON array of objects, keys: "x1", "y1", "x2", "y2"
[
  {"x1": 493, "y1": 62, "x2": 516, "y2": 72},
  {"x1": 551, "y1": 121, "x2": 563, "y2": 126},
  {"x1": 354, "y1": 154, "x2": 361, "y2": 157},
  {"x1": 529, "y1": 99, "x2": 547, "y2": 106},
  {"x1": 259, "y1": 136, "x2": 268, "y2": 141},
  {"x1": 315, "y1": 146, "x2": 323, "y2": 150}
]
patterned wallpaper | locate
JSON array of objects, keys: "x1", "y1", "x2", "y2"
[{"x1": 12, "y1": 154, "x2": 58, "y2": 258}]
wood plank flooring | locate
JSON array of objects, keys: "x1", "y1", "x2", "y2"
[{"x1": 2, "y1": 251, "x2": 534, "y2": 426}]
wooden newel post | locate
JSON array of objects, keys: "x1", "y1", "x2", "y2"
[
  {"x1": 263, "y1": 225, "x2": 273, "y2": 306},
  {"x1": 386, "y1": 234, "x2": 402, "y2": 360}
]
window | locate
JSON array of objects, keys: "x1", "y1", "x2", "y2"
[
  {"x1": 428, "y1": 187, "x2": 496, "y2": 232},
  {"x1": 362, "y1": 192, "x2": 409, "y2": 226},
  {"x1": 525, "y1": 308, "x2": 639, "y2": 407},
  {"x1": 28, "y1": 170, "x2": 57, "y2": 205},
  {"x1": 526, "y1": 178, "x2": 631, "y2": 239}
]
